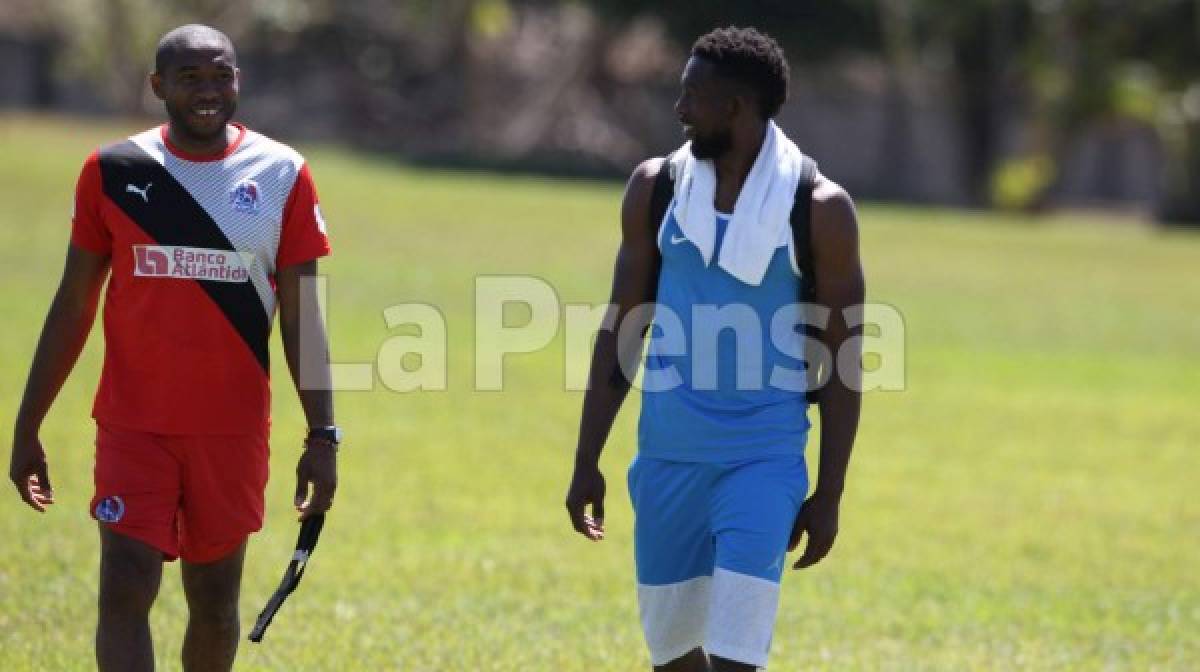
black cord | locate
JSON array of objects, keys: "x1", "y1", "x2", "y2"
[{"x1": 248, "y1": 513, "x2": 326, "y2": 642}]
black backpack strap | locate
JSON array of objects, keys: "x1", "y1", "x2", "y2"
[
  {"x1": 649, "y1": 154, "x2": 675, "y2": 246},
  {"x1": 791, "y1": 155, "x2": 819, "y2": 302},
  {"x1": 645, "y1": 154, "x2": 674, "y2": 305},
  {"x1": 790, "y1": 156, "x2": 821, "y2": 403}
]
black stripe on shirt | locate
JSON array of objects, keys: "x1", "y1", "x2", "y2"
[{"x1": 98, "y1": 139, "x2": 270, "y2": 373}]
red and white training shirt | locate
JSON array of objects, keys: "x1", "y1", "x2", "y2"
[{"x1": 71, "y1": 124, "x2": 330, "y2": 435}]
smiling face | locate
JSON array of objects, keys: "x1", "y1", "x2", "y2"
[
  {"x1": 151, "y1": 37, "x2": 239, "y2": 150},
  {"x1": 674, "y1": 56, "x2": 737, "y2": 160}
]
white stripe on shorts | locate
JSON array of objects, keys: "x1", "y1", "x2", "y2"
[
  {"x1": 637, "y1": 575, "x2": 712, "y2": 665},
  {"x1": 705, "y1": 568, "x2": 781, "y2": 668}
]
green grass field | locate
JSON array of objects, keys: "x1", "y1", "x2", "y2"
[{"x1": 1, "y1": 115, "x2": 1197, "y2": 671}]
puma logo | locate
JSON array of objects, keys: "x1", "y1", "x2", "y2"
[
  {"x1": 670, "y1": 234, "x2": 688, "y2": 245},
  {"x1": 126, "y1": 182, "x2": 152, "y2": 203}
]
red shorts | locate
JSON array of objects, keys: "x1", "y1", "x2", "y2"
[{"x1": 90, "y1": 422, "x2": 270, "y2": 563}]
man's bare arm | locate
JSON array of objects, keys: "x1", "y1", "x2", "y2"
[
  {"x1": 565, "y1": 157, "x2": 663, "y2": 540},
  {"x1": 277, "y1": 260, "x2": 335, "y2": 429},
  {"x1": 10, "y1": 244, "x2": 110, "y2": 511},
  {"x1": 791, "y1": 177, "x2": 865, "y2": 568},
  {"x1": 277, "y1": 260, "x2": 337, "y2": 520},
  {"x1": 810, "y1": 178, "x2": 864, "y2": 500}
]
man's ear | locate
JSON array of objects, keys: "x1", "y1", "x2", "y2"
[{"x1": 149, "y1": 72, "x2": 165, "y2": 101}]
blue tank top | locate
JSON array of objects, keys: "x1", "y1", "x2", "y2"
[{"x1": 637, "y1": 211, "x2": 811, "y2": 462}]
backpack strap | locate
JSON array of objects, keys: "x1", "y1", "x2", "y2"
[
  {"x1": 649, "y1": 154, "x2": 675, "y2": 247},
  {"x1": 645, "y1": 154, "x2": 675, "y2": 304},
  {"x1": 790, "y1": 155, "x2": 819, "y2": 303},
  {"x1": 789, "y1": 156, "x2": 821, "y2": 403}
]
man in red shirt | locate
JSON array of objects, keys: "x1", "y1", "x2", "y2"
[{"x1": 8, "y1": 24, "x2": 339, "y2": 671}]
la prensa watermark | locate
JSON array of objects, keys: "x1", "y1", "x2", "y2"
[{"x1": 296, "y1": 275, "x2": 906, "y2": 393}]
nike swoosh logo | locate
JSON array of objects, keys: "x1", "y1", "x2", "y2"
[{"x1": 670, "y1": 235, "x2": 688, "y2": 245}]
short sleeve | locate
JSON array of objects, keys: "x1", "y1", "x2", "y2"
[
  {"x1": 276, "y1": 163, "x2": 332, "y2": 269},
  {"x1": 70, "y1": 152, "x2": 112, "y2": 255}
]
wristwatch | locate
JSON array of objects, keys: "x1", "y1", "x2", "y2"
[{"x1": 307, "y1": 426, "x2": 343, "y2": 446}]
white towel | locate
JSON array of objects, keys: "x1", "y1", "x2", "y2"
[{"x1": 667, "y1": 120, "x2": 809, "y2": 286}]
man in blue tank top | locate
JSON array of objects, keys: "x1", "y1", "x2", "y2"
[{"x1": 566, "y1": 27, "x2": 865, "y2": 671}]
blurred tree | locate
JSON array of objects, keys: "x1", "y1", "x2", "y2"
[
  {"x1": 583, "y1": 0, "x2": 1023, "y2": 203},
  {"x1": 585, "y1": 0, "x2": 880, "y2": 63},
  {"x1": 877, "y1": 0, "x2": 921, "y2": 200},
  {"x1": 585, "y1": 0, "x2": 1200, "y2": 218},
  {"x1": 49, "y1": 0, "x2": 162, "y2": 113},
  {"x1": 917, "y1": 1, "x2": 1030, "y2": 206},
  {"x1": 984, "y1": 0, "x2": 1200, "y2": 219},
  {"x1": 48, "y1": 0, "x2": 251, "y2": 113},
  {"x1": 43, "y1": 0, "x2": 490, "y2": 147},
  {"x1": 1125, "y1": 0, "x2": 1200, "y2": 223},
  {"x1": 20, "y1": 0, "x2": 1200, "y2": 218},
  {"x1": 868, "y1": 0, "x2": 1200, "y2": 216},
  {"x1": 327, "y1": 0, "x2": 479, "y2": 142}
]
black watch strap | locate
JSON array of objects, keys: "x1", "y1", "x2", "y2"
[{"x1": 306, "y1": 426, "x2": 342, "y2": 444}]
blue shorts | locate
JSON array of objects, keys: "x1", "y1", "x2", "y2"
[{"x1": 628, "y1": 454, "x2": 808, "y2": 668}]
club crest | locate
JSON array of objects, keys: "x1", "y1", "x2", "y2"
[
  {"x1": 230, "y1": 179, "x2": 261, "y2": 214},
  {"x1": 94, "y1": 495, "x2": 125, "y2": 523}
]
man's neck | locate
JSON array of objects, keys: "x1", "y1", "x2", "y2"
[
  {"x1": 713, "y1": 122, "x2": 768, "y2": 188},
  {"x1": 167, "y1": 124, "x2": 237, "y2": 157}
]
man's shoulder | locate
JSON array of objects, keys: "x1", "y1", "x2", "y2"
[
  {"x1": 619, "y1": 156, "x2": 674, "y2": 241},
  {"x1": 810, "y1": 174, "x2": 856, "y2": 227},
  {"x1": 632, "y1": 156, "x2": 668, "y2": 183},
  {"x1": 627, "y1": 156, "x2": 674, "y2": 204},
  {"x1": 92, "y1": 127, "x2": 160, "y2": 160},
  {"x1": 624, "y1": 156, "x2": 672, "y2": 205},
  {"x1": 240, "y1": 128, "x2": 305, "y2": 168},
  {"x1": 809, "y1": 173, "x2": 859, "y2": 252}
]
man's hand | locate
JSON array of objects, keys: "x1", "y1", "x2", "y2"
[
  {"x1": 294, "y1": 440, "x2": 337, "y2": 521},
  {"x1": 10, "y1": 434, "x2": 54, "y2": 513},
  {"x1": 789, "y1": 491, "x2": 840, "y2": 569},
  {"x1": 565, "y1": 462, "x2": 606, "y2": 541}
]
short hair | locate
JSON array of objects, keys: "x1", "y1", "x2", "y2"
[
  {"x1": 155, "y1": 24, "x2": 235, "y2": 74},
  {"x1": 691, "y1": 26, "x2": 789, "y2": 120}
]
